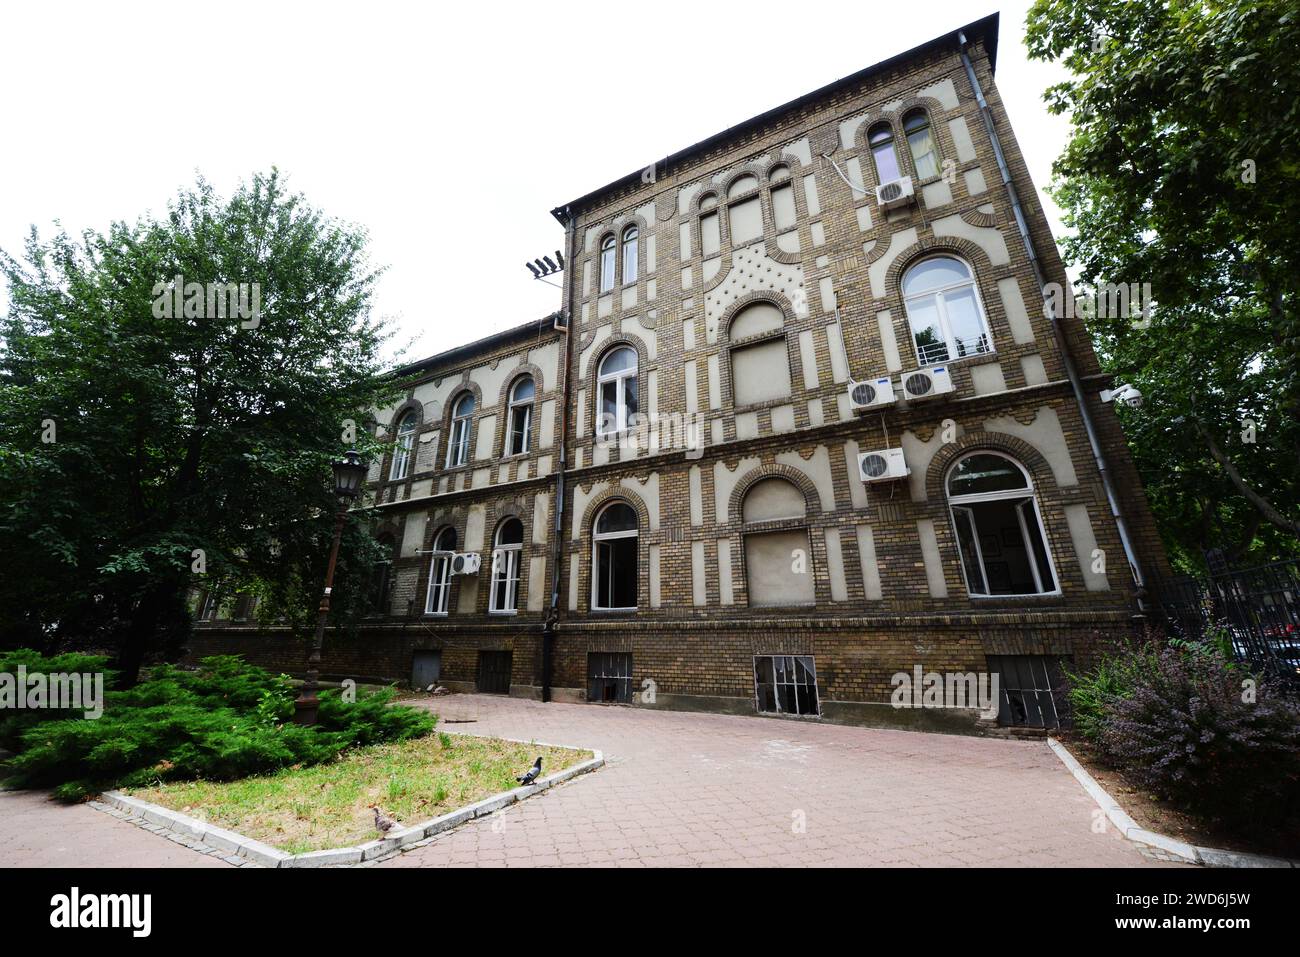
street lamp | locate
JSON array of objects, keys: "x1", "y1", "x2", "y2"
[{"x1": 293, "y1": 449, "x2": 369, "y2": 725}]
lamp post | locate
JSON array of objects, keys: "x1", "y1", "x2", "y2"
[{"x1": 293, "y1": 449, "x2": 369, "y2": 726}]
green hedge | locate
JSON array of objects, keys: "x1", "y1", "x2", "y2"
[{"x1": 1, "y1": 652, "x2": 434, "y2": 800}]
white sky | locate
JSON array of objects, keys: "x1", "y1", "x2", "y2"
[{"x1": 0, "y1": 1, "x2": 1071, "y2": 367}]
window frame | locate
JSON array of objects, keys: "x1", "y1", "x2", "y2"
[
  {"x1": 424, "y1": 526, "x2": 457, "y2": 616},
  {"x1": 389, "y1": 410, "x2": 418, "y2": 481},
  {"x1": 599, "y1": 233, "x2": 616, "y2": 294},
  {"x1": 621, "y1": 224, "x2": 639, "y2": 285},
  {"x1": 902, "y1": 254, "x2": 994, "y2": 367},
  {"x1": 505, "y1": 375, "x2": 534, "y2": 457},
  {"x1": 445, "y1": 392, "x2": 475, "y2": 469},
  {"x1": 591, "y1": 501, "x2": 639, "y2": 612},
  {"x1": 595, "y1": 346, "x2": 639, "y2": 438},
  {"x1": 902, "y1": 108, "x2": 940, "y2": 182},
  {"x1": 488, "y1": 518, "x2": 524, "y2": 615},
  {"x1": 868, "y1": 121, "x2": 902, "y2": 184},
  {"x1": 945, "y1": 451, "x2": 1060, "y2": 599}
]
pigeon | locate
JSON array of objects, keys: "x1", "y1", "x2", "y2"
[
  {"x1": 370, "y1": 804, "x2": 398, "y2": 835},
  {"x1": 516, "y1": 757, "x2": 542, "y2": 786}
]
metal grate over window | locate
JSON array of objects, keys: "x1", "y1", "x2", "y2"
[
  {"x1": 986, "y1": 655, "x2": 1070, "y2": 728},
  {"x1": 754, "y1": 655, "x2": 820, "y2": 716},
  {"x1": 587, "y1": 652, "x2": 633, "y2": 703}
]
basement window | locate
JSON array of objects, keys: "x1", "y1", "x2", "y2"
[
  {"x1": 587, "y1": 652, "x2": 633, "y2": 704},
  {"x1": 986, "y1": 654, "x2": 1070, "y2": 729},
  {"x1": 754, "y1": 655, "x2": 819, "y2": 716}
]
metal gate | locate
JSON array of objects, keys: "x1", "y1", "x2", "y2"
[
  {"x1": 986, "y1": 655, "x2": 1069, "y2": 728},
  {"x1": 476, "y1": 650, "x2": 513, "y2": 695},
  {"x1": 411, "y1": 650, "x2": 441, "y2": 689}
]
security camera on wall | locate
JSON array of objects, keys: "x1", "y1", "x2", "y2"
[{"x1": 1101, "y1": 384, "x2": 1143, "y2": 408}]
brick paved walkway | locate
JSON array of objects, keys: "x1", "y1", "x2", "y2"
[
  {"x1": 381, "y1": 694, "x2": 1174, "y2": 868},
  {"x1": 0, "y1": 789, "x2": 230, "y2": 868},
  {"x1": 0, "y1": 695, "x2": 1178, "y2": 868}
]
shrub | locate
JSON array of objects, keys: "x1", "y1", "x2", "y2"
[
  {"x1": 1065, "y1": 643, "x2": 1158, "y2": 742},
  {"x1": 1, "y1": 652, "x2": 434, "y2": 800},
  {"x1": 0, "y1": 649, "x2": 118, "y2": 751},
  {"x1": 1095, "y1": 644, "x2": 1300, "y2": 825}
]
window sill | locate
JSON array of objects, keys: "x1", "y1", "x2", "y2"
[
  {"x1": 489, "y1": 610, "x2": 519, "y2": 617},
  {"x1": 912, "y1": 348, "x2": 998, "y2": 370}
]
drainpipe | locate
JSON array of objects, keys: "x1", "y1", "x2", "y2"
[
  {"x1": 543, "y1": 206, "x2": 577, "y2": 700},
  {"x1": 957, "y1": 31, "x2": 1147, "y2": 608}
]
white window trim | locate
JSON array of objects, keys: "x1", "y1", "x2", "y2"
[
  {"x1": 425, "y1": 530, "x2": 456, "y2": 615},
  {"x1": 904, "y1": 257, "x2": 994, "y2": 367},
  {"x1": 489, "y1": 544, "x2": 522, "y2": 614},
  {"x1": 599, "y1": 235, "x2": 616, "y2": 294},
  {"x1": 389, "y1": 414, "x2": 416, "y2": 481},
  {"x1": 506, "y1": 382, "x2": 533, "y2": 457},
  {"x1": 621, "y1": 226, "x2": 638, "y2": 285},
  {"x1": 446, "y1": 398, "x2": 473, "y2": 468},
  {"x1": 946, "y1": 453, "x2": 1060, "y2": 599},
  {"x1": 591, "y1": 506, "x2": 638, "y2": 611},
  {"x1": 595, "y1": 353, "x2": 638, "y2": 437}
]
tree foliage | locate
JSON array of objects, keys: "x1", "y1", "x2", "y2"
[
  {"x1": 0, "y1": 170, "x2": 401, "y2": 677},
  {"x1": 1026, "y1": 0, "x2": 1300, "y2": 570}
]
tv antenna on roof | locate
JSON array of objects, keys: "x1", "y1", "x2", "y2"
[{"x1": 526, "y1": 250, "x2": 565, "y2": 289}]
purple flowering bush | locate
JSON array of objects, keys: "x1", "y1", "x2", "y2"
[{"x1": 1082, "y1": 642, "x2": 1300, "y2": 826}]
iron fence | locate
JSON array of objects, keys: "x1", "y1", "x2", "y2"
[{"x1": 1149, "y1": 557, "x2": 1300, "y2": 684}]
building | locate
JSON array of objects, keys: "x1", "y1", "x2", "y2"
[{"x1": 192, "y1": 13, "x2": 1170, "y2": 732}]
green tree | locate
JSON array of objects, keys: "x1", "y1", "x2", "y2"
[
  {"x1": 1026, "y1": 0, "x2": 1300, "y2": 571},
  {"x1": 0, "y1": 170, "x2": 401, "y2": 680}
]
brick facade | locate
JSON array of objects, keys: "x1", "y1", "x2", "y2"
[{"x1": 193, "y1": 14, "x2": 1170, "y2": 732}]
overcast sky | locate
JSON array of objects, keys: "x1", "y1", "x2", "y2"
[{"x1": 0, "y1": 1, "x2": 1071, "y2": 366}]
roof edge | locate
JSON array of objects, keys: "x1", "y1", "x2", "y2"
[
  {"x1": 550, "y1": 12, "x2": 999, "y2": 224},
  {"x1": 391, "y1": 312, "x2": 562, "y2": 379}
]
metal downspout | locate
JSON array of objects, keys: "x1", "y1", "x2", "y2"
[{"x1": 957, "y1": 30, "x2": 1147, "y2": 607}]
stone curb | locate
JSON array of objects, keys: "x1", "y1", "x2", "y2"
[
  {"x1": 96, "y1": 745, "x2": 604, "y2": 869},
  {"x1": 1046, "y1": 736, "x2": 1297, "y2": 869}
]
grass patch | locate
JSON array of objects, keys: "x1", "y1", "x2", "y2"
[{"x1": 125, "y1": 733, "x2": 590, "y2": 854}]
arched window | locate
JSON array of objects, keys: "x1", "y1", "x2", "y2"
[
  {"x1": 902, "y1": 255, "x2": 992, "y2": 365},
  {"x1": 741, "y1": 478, "x2": 815, "y2": 607},
  {"x1": 947, "y1": 452, "x2": 1057, "y2": 597},
  {"x1": 390, "y1": 411, "x2": 417, "y2": 481},
  {"x1": 489, "y1": 518, "x2": 524, "y2": 614},
  {"x1": 425, "y1": 526, "x2": 457, "y2": 615},
  {"x1": 506, "y1": 376, "x2": 534, "y2": 456},
  {"x1": 903, "y1": 109, "x2": 939, "y2": 180},
  {"x1": 621, "y1": 224, "x2": 639, "y2": 285},
  {"x1": 446, "y1": 393, "x2": 475, "y2": 468},
  {"x1": 868, "y1": 122, "x2": 901, "y2": 183},
  {"x1": 592, "y1": 502, "x2": 638, "y2": 610},
  {"x1": 599, "y1": 234, "x2": 616, "y2": 293},
  {"x1": 728, "y1": 301, "x2": 791, "y2": 406},
  {"x1": 596, "y1": 346, "x2": 638, "y2": 437},
  {"x1": 698, "y1": 194, "x2": 720, "y2": 257}
]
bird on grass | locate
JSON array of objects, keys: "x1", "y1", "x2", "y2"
[
  {"x1": 369, "y1": 804, "x2": 398, "y2": 835},
  {"x1": 516, "y1": 757, "x2": 542, "y2": 786}
]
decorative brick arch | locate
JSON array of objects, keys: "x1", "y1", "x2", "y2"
[
  {"x1": 882, "y1": 235, "x2": 999, "y2": 304},
  {"x1": 924, "y1": 432, "x2": 1062, "y2": 503},
  {"x1": 495, "y1": 361, "x2": 547, "y2": 406},
  {"x1": 851, "y1": 96, "x2": 955, "y2": 189},
  {"x1": 729, "y1": 463, "x2": 824, "y2": 523},
  {"x1": 386, "y1": 398, "x2": 423, "y2": 434},
  {"x1": 720, "y1": 291, "x2": 797, "y2": 341},
  {"x1": 576, "y1": 485, "x2": 653, "y2": 541}
]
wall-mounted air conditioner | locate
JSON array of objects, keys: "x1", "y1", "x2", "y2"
[
  {"x1": 450, "y1": 552, "x2": 481, "y2": 575},
  {"x1": 899, "y1": 365, "x2": 955, "y2": 401},
  {"x1": 875, "y1": 176, "x2": 915, "y2": 210},
  {"x1": 847, "y1": 376, "x2": 895, "y2": 411},
  {"x1": 857, "y1": 447, "x2": 910, "y2": 483}
]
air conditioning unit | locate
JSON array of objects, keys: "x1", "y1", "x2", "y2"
[
  {"x1": 899, "y1": 365, "x2": 955, "y2": 401},
  {"x1": 857, "y1": 447, "x2": 910, "y2": 483},
  {"x1": 847, "y1": 376, "x2": 895, "y2": 411},
  {"x1": 450, "y1": 552, "x2": 481, "y2": 575},
  {"x1": 875, "y1": 176, "x2": 915, "y2": 210}
]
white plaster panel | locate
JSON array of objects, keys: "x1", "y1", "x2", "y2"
[
  {"x1": 526, "y1": 556, "x2": 546, "y2": 611},
  {"x1": 400, "y1": 512, "x2": 426, "y2": 558},
  {"x1": 868, "y1": 227, "x2": 919, "y2": 298},
  {"x1": 948, "y1": 116, "x2": 977, "y2": 163},
  {"x1": 621, "y1": 473, "x2": 660, "y2": 531},
  {"x1": 856, "y1": 525, "x2": 883, "y2": 600},
  {"x1": 718, "y1": 539, "x2": 734, "y2": 604},
  {"x1": 1065, "y1": 503, "x2": 1110, "y2": 592},
  {"x1": 692, "y1": 540, "x2": 706, "y2": 606},
  {"x1": 689, "y1": 465, "x2": 703, "y2": 526},
  {"x1": 825, "y1": 529, "x2": 848, "y2": 601},
  {"x1": 917, "y1": 518, "x2": 948, "y2": 597},
  {"x1": 932, "y1": 214, "x2": 1010, "y2": 266},
  {"x1": 776, "y1": 446, "x2": 836, "y2": 511},
  {"x1": 983, "y1": 406, "x2": 1079, "y2": 487},
  {"x1": 844, "y1": 440, "x2": 868, "y2": 508},
  {"x1": 919, "y1": 76, "x2": 959, "y2": 109},
  {"x1": 997, "y1": 276, "x2": 1036, "y2": 344},
  {"x1": 713, "y1": 456, "x2": 762, "y2": 524}
]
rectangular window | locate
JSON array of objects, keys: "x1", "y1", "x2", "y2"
[
  {"x1": 754, "y1": 655, "x2": 819, "y2": 716},
  {"x1": 508, "y1": 404, "x2": 531, "y2": 455},
  {"x1": 731, "y1": 338, "x2": 792, "y2": 406},
  {"x1": 425, "y1": 554, "x2": 452, "y2": 614},
  {"x1": 596, "y1": 537, "x2": 637, "y2": 609},
  {"x1": 986, "y1": 655, "x2": 1069, "y2": 728},
  {"x1": 489, "y1": 547, "x2": 521, "y2": 613},
  {"x1": 587, "y1": 652, "x2": 633, "y2": 703},
  {"x1": 447, "y1": 419, "x2": 470, "y2": 467}
]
